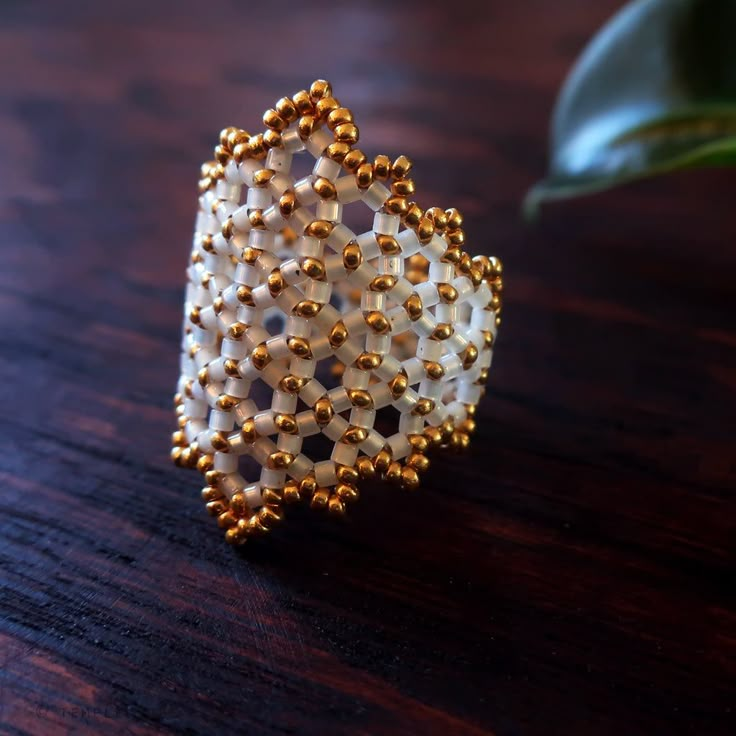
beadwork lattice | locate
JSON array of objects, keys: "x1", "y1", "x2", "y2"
[{"x1": 172, "y1": 80, "x2": 503, "y2": 544}]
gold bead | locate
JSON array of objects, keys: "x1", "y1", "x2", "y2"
[
  {"x1": 342, "y1": 148, "x2": 366, "y2": 172},
  {"x1": 262, "y1": 487, "x2": 284, "y2": 505},
  {"x1": 334, "y1": 123, "x2": 359, "y2": 144},
  {"x1": 228, "y1": 322, "x2": 247, "y2": 340},
  {"x1": 300, "y1": 475, "x2": 317, "y2": 497},
  {"x1": 241, "y1": 418, "x2": 258, "y2": 444},
  {"x1": 267, "y1": 451, "x2": 294, "y2": 470},
  {"x1": 201, "y1": 486, "x2": 223, "y2": 503},
  {"x1": 294, "y1": 299, "x2": 322, "y2": 318},
  {"x1": 279, "y1": 190, "x2": 298, "y2": 217},
  {"x1": 274, "y1": 413, "x2": 298, "y2": 434},
  {"x1": 267, "y1": 269, "x2": 285, "y2": 297},
  {"x1": 283, "y1": 481, "x2": 301, "y2": 504},
  {"x1": 247, "y1": 133, "x2": 267, "y2": 159},
  {"x1": 276, "y1": 96, "x2": 298, "y2": 122},
  {"x1": 440, "y1": 419, "x2": 455, "y2": 440},
  {"x1": 373, "y1": 449, "x2": 392, "y2": 474},
  {"x1": 258, "y1": 505, "x2": 283, "y2": 529},
  {"x1": 302, "y1": 257, "x2": 325, "y2": 279},
  {"x1": 292, "y1": 89, "x2": 313, "y2": 115},
  {"x1": 407, "y1": 453, "x2": 429, "y2": 473},
  {"x1": 342, "y1": 242, "x2": 363, "y2": 270},
  {"x1": 306, "y1": 219, "x2": 333, "y2": 239},
  {"x1": 249, "y1": 209, "x2": 265, "y2": 228},
  {"x1": 356, "y1": 456, "x2": 376, "y2": 479},
  {"x1": 370, "y1": 274, "x2": 396, "y2": 292},
  {"x1": 365, "y1": 310, "x2": 390, "y2": 334},
  {"x1": 309, "y1": 79, "x2": 333, "y2": 102},
  {"x1": 409, "y1": 434, "x2": 429, "y2": 453},
  {"x1": 313, "y1": 176, "x2": 337, "y2": 200},
  {"x1": 328, "y1": 320, "x2": 349, "y2": 348},
  {"x1": 384, "y1": 196, "x2": 408, "y2": 216},
  {"x1": 355, "y1": 352, "x2": 382, "y2": 370},
  {"x1": 388, "y1": 372, "x2": 408, "y2": 399},
  {"x1": 298, "y1": 115, "x2": 315, "y2": 140},
  {"x1": 445, "y1": 207, "x2": 463, "y2": 230},
  {"x1": 230, "y1": 491, "x2": 249, "y2": 516},
  {"x1": 216, "y1": 394, "x2": 239, "y2": 411},
  {"x1": 463, "y1": 343, "x2": 479, "y2": 369},
  {"x1": 251, "y1": 343, "x2": 271, "y2": 369},
  {"x1": 327, "y1": 106, "x2": 353, "y2": 130},
  {"x1": 336, "y1": 465, "x2": 359, "y2": 485},
  {"x1": 386, "y1": 461, "x2": 402, "y2": 484},
  {"x1": 326, "y1": 142, "x2": 351, "y2": 162},
  {"x1": 217, "y1": 510, "x2": 238, "y2": 529},
  {"x1": 356, "y1": 162, "x2": 373, "y2": 189},
  {"x1": 391, "y1": 178, "x2": 415, "y2": 197},
  {"x1": 170, "y1": 447, "x2": 183, "y2": 466},
  {"x1": 424, "y1": 361, "x2": 445, "y2": 380},
  {"x1": 210, "y1": 430, "x2": 230, "y2": 452},
  {"x1": 313, "y1": 397, "x2": 334, "y2": 425},
  {"x1": 315, "y1": 96, "x2": 340, "y2": 118},
  {"x1": 279, "y1": 374, "x2": 306, "y2": 393},
  {"x1": 263, "y1": 109, "x2": 287, "y2": 131},
  {"x1": 197, "y1": 454, "x2": 215, "y2": 474},
  {"x1": 347, "y1": 388, "x2": 373, "y2": 408},
  {"x1": 376, "y1": 234, "x2": 400, "y2": 255},
  {"x1": 432, "y1": 323, "x2": 453, "y2": 340},
  {"x1": 310, "y1": 488, "x2": 330, "y2": 510},
  {"x1": 437, "y1": 283, "x2": 458, "y2": 303},
  {"x1": 404, "y1": 293, "x2": 423, "y2": 321},
  {"x1": 335, "y1": 483, "x2": 359, "y2": 503},
  {"x1": 327, "y1": 496, "x2": 346, "y2": 517},
  {"x1": 413, "y1": 398, "x2": 435, "y2": 416},
  {"x1": 404, "y1": 203, "x2": 423, "y2": 228},
  {"x1": 206, "y1": 499, "x2": 228, "y2": 517},
  {"x1": 401, "y1": 466, "x2": 420, "y2": 490},
  {"x1": 205, "y1": 469, "x2": 222, "y2": 488},
  {"x1": 392, "y1": 154, "x2": 412, "y2": 179},
  {"x1": 236, "y1": 284, "x2": 254, "y2": 306},
  {"x1": 342, "y1": 426, "x2": 368, "y2": 445},
  {"x1": 171, "y1": 430, "x2": 186, "y2": 447},
  {"x1": 373, "y1": 155, "x2": 391, "y2": 180},
  {"x1": 287, "y1": 336, "x2": 312, "y2": 358},
  {"x1": 424, "y1": 426, "x2": 443, "y2": 447}
]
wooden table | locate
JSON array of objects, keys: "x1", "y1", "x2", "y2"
[{"x1": 2, "y1": 1, "x2": 735, "y2": 734}]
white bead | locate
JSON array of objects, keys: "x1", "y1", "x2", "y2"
[
  {"x1": 314, "y1": 460, "x2": 337, "y2": 486},
  {"x1": 336, "y1": 176, "x2": 362, "y2": 203},
  {"x1": 373, "y1": 212, "x2": 400, "y2": 235},
  {"x1": 331, "y1": 443, "x2": 358, "y2": 466},
  {"x1": 313, "y1": 156, "x2": 342, "y2": 180},
  {"x1": 317, "y1": 200, "x2": 342, "y2": 222},
  {"x1": 417, "y1": 338, "x2": 442, "y2": 362},
  {"x1": 246, "y1": 188, "x2": 271, "y2": 209},
  {"x1": 362, "y1": 181, "x2": 391, "y2": 211},
  {"x1": 271, "y1": 391, "x2": 297, "y2": 413}
]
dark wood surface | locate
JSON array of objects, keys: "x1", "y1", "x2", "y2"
[{"x1": 2, "y1": 1, "x2": 735, "y2": 734}]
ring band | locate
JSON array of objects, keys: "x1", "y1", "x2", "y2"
[{"x1": 171, "y1": 79, "x2": 503, "y2": 544}]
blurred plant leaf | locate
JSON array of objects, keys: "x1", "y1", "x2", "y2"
[{"x1": 525, "y1": 0, "x2": 736, "y2": 219}]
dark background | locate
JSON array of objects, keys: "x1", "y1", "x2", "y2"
[{"x1": 1, "y1": 1, "x2": 735, "y2": 734}]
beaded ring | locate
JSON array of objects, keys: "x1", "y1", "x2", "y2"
[{"x1": 172, "y1": 80, "x2": 503, "y2": 544}]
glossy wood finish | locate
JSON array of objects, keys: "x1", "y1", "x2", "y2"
[{"x1": 1, "y1": 1, "x2": 735, "y2": 734}]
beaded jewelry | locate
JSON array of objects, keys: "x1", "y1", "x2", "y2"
[{"x1": 171, "y1": 80, "x2": 503, "y2": 544}]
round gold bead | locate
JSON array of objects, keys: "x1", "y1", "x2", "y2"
[
  {"x1": 407, "y1": 453, "x2": 429, "y2": 473},
  {"x1": 314, "y1": 397, "x2": 334, "y2": 425},
  {"x1": 248, "y1": 209, "x2": 265, "y2": 228},
  {"x1": 274, "y1": 413, "x2": 298, "y2": 434},
  {"x1": 236, "y1": 284, "x2": 254, "y2": 306},
  {"x1": 283, "y1": 481, "x2": 301, "y2": 504},
  {"x1": 267, "y1": 269, "x2": 285, "y2": 297},
  {"x1": 403, "y1": 203, "x2": 423, "y2": 228},
  {"x1": 336, "y1": 465, "x2": 359, "y2": 485},
  {"x1": 258, "y1": 505, "x2": 284, "y2": 528},
  {"x1": 376, "y1": 234, "x2": 400, "y2": 255},
  {"x1": 201, "y1": 486, "x2": 223, "y2": 503},
  {"x1": 262, "y1": 488, "x2": 284, "y2": 505},
  {"x1": 279, "y1": 374, "x2": 306, "y2": 393},
  {"x1": 302, "y1": 257, "x2": 325, "y2": 279},
  {"x1": 384, "y1": 196, "x2": 408, "y2": 216},
  {"x1": 327, "y1": 496, "x2": 346, "y2": 517},
  {"x1": 342, "y1": 242, "x2": 363, "y2": 270},
  {"x1": 279, "y1": 190, "x2": 298, "y2": 217},
  {"x1": 205, "y1": 469, "x2": 222, "y2": 488},
  {"x1": 216, "y1": 394, "x2": 239, "y2": 411},
  {"x1": 356, "y1": 456, "x2": 376, "y2": 479},
  {"x1": 425, "y1": 361, "x2": 445, "y2": 380},
  {"x1": 309, "y1": 79, "x2": 332, "y2": 102},
  {"x1": 391, "y1": 178, "x2": 415, "y2": 197},
  {"x1": 388, "y1": 372, "x2": 408, "y2": 399},
  {"x1": 445, "y1": 207, "x2": 463, "y2": 230},
  {"x1": 437, "y1": 283, "x2": 458, "y2": 303},
  {"x1": 315, "y1": 96, "x2": 340, "y2": 118},
  {"x1": 310, "y1": 488, "x2": 330, "y2": 510},
  {"x1": 334, "y1": 123, "x2": 359, "y2": 144},
  {"x1": 263, "y1": 109, "x2": 287, "y2": 131},
  {"x1": 306, "y1": 219, "x2": 333, "y2": 239},
  {"x1": 275, "y1": 96, "x2": 298, "y2": 122},
  {"x1": 292, "y1": 89, "x2": 313, "y2": 115},
  {"x1": 355, "y1": 352, "x2": 382, "y2": 370},
  {"x1": 401, "y1": 467, "x2": 420, "y2": 490},
  {"x1": 342, "y1": 426, "x2": 368, "y2": 445},
  {"x1": 326, "y1": 142, "x2": 351, "y2": 162},
  {"x1": 417, "y1": 217, "x2": 435, "y2": 244},
  {"x1": 432, "y1": 323, "x2": 453, "y2": 340},
  {"x1": 247, "y1": 134, "x2": 267, "y2": 159},
  {"x1": 404, "y1": 293, "x2": 423, "y2": 321},
  {"x1": 347, "y1": 388, "x2": 373, "y2": 408},
  {"x1": 365, "y1": 310, "x2": 390, "y2": 334},
  {"x1": 300, "y1": 475, "x2": 317, "y2": 497},
  {"x1": 287, "y1": 336, "x2": 312, "y2": 358},
  {"x1": 373, "y1": 155, "x2": 391, "y2": 180},
  {"x1": 373, "y1": 449, "x2": 392, "y2": 474},
  {"x1": 391, "y1": 154, "x2": 412, "y2": 179},
  {"x1": 217, "y1": 510, "x2": 238, "y2": 529},
  {"x1": 342, "y1": 148, "x2": 366, "y2": 172},
  {"x1": 370, "y1": 274, "x2": 396, "y2": 292},
  {"x1": 356, "y1": 162, "x2": 374, "y2": 189},
  {"x1": 386, "y1": 461, "x2": 402, "y2": 484},
  {"x1": 463, "y1": 343, "x2": 479, "y2": 369},
  {"x1": 197, "y1": 454, "x2": 215, "y2": 474},
  {"x1": 170, "y1": 447, "x2": 183, "y2": 466},
  {"x1": 294, "y1": 300, "x2": 322, "y2": 318},
  {"x1": 327, "y1": 107, "x2": 353, "y2": 130},
  {"x1": 251, "y1": 344, "x2": 271, "y2": 369},
  {"x1": 413, "y1": 398, "x2": 435, "y2": 416},
  {"x1": 210, "y1": 430, "x2": 230, "y2": 452},
  {"x1": 241, "y1": 418, "x2": 258, "y2": 444},
  {"x1": 335, "y1": 483, "x2": 359, "y2": 503},
  {"x1": 230, "y1": 491, "x2": 249, "y2": 516},
  {"x1": 409, "y1": 434, "x2": 429, "y2": 453},
  {"x1": 424, "y1": 426, "x2": 443, "y2": 447},
  {"x1": 328, "y1": 320, "x2": 349, "y2": 348},
  {"x1": 206, "y1": 499, "x2": 228, "y2": 517},
  {"x1": 313, "y1": 176, "x2": 337, "y2": 200},
  {"x1": 297, "y1": 115, "x2": 315, "y2": 140}
]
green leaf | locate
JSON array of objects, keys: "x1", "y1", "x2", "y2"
[{"x1": 525, "y1": 0, "x2": 736, "y2": 219}]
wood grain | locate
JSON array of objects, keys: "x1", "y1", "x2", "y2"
[{"x1": 1, "y1": 1, "x2": 735, "y2": 734}]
